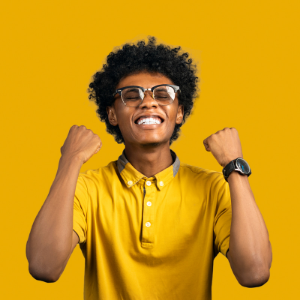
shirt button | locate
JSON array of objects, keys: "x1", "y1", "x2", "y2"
[
  {"x1": 128, "y1": 180, "x2": 133, "y2": 186},
  {"x1": 147, "y1": 201, "x2": 152, "y2": 206},
  {"x1": 159, "y1": 181, "x2": 164, "y2": 186},
  {"x1": 146, "y1": 181, "x2": 151, "y2": 186},
  {"x1": 145, "y1": 222, "x2": 151, "y2": 227}
]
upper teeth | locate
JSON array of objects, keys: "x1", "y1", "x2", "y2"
[{"x1": 137, "y1": 117, "x2": 161, "y2": 125}]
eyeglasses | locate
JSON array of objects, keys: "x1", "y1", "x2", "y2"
[{"x1": 113, "y1": 84, "x2": 180, "y2": 107}]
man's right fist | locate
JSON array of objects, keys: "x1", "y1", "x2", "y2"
[{"x1": 60, "y1": 125, "x2": 102, "y2": 164}]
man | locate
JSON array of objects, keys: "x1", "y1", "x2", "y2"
[{"x1": 26, "y1": 37, "x2": 272, "y2": 300}]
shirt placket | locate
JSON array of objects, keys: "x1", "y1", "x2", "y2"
[{"x1": 141, "y1": 178, "x2": 156, "y2": 249}]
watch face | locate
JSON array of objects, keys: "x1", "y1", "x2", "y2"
[{"x1": 236, "y1": 158, "x2": 250, "y2": 174}]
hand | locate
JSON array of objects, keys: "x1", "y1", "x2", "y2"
[
  {"x1": 203, "y1": 127, "x2": 243, "y2": 167},
  {"x1": 60, "y1": 125, "x2": 102, "y2": 164}
]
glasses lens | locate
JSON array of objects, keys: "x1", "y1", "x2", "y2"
[
  {"x1": 121, "y1": 87, "x2": 143, "y2": 107},
  {"x1": 153, "y1": 86, "x2": 175, "y2": 105}
]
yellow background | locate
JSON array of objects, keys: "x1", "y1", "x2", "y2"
[{"x1": 1, "y1": 0, "x2": 299, "y2": 299}]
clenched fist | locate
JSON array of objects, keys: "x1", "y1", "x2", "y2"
[
  {"x1": 203, "y1": 127, "x2": 243, "y2": 168},
  {"x1": 60, "y1": 125, "x2": 102, "y2": 164}
]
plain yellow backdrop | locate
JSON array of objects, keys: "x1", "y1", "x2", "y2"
[{"x1": 1, "y1": 0, "x2": 299, "y2": 299}]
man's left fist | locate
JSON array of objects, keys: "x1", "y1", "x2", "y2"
[{"x1": 203, "y1": 127, "x2": 243, "y2": 168}]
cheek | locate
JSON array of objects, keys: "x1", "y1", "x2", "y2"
[
  {"x1": 169, "y1": 107, "x2": 180, "y2": 122},
  {"x1": 115, "y1": 104, "x2": 128, "y2": 123},
  {"x1": 118, "y1": 117, "x2": 131, "y2": 134},
  {"x1": 115, "y1": 109, "x2": 133, "y2": 132}
]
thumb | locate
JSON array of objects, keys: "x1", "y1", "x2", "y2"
[
  {"x1": 94, "y1": 146, "x2": 101, "y2": 154},
  {"x1": 203, "y1": 139, "x2": 211, "y2": 152}
]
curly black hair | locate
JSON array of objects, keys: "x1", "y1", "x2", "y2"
[{"x1": 88, "y1": 36, "x2": 199, "y2": 145}]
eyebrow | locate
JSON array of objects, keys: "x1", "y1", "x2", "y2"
[
  {"x1": 126, "y1": 87, "x2": 141, "y2": 91},
  {"x1": 117, "y1": 84, "x2": 172, "y2": 90}
]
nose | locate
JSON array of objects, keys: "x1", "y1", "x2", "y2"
[{"x1": 140, "y1": 90, "x2": 158, "y2": 108}]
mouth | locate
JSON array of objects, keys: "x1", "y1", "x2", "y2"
[{"x1": 134, "y1": 115, "x2": 165, "y2": 126}]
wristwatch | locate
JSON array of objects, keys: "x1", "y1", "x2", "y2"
[{"x1": 222, "y1": 158, "x2": 251, "y2": 182}]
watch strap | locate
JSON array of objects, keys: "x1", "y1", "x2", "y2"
[
  {"x1": 223, "y1": 160, "x2": 236, "y2": 182},
  {"x1": 223, "y1": 158, "x2": 251, "y2": 182}
]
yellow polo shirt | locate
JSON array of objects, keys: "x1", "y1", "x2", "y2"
[{"x1": 73, "y1": 150, "x2": 232, "y2": 300}]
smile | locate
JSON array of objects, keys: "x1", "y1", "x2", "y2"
[
  {"x1": 137, "y1": 117, "x2": 162, "y2": 125},
  {"x1": 134, "y1": 113, "x2": 165, "y2": 125}
]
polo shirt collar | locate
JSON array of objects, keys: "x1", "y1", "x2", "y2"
[{"x1": 117, "y1": 149, "x2": 180, "y2": 191}]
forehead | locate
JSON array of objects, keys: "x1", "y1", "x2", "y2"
[{"x1": 116, "y1": 72, "x2": 174, "y2": 89}]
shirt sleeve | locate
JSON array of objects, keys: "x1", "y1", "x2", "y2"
[
  {"x1": 213, "y1": 174, "x2": 232, "y2": 258},
  {"x1": 73, "y1": 174, "x2": 89, "y2": 244}
]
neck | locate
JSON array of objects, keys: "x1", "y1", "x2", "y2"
[{"x1": 124, "y1": 142, "x2": 173, "y2": 178}]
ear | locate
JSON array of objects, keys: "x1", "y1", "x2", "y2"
[
  {"x1": 175, "y1": 104, "x2": 184, "y2": 124},
  {"x1": 106, "y1": 106, "x2": 118, "y2": 126}
]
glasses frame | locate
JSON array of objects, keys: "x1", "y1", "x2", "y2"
[{"x1": 113, "y1": 84, "x2": 180, "y2": 107}]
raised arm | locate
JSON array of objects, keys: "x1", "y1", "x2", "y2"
[
  {"x1": 203, "y1": 127, "x2": 272, "y2": 287},
  {"x1": 26, "y1": 125, "x2": 102, "y2": 282}
]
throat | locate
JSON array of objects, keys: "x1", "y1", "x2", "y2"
[{"x1": 124, "y1": 145, "x2": 174, "y2": 177}]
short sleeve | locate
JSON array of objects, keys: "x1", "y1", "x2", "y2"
[
  {"x1": 73, "y1": 175, "x2": 88, "y2": 244},
  {"x1": 213, "y1": 174, "x2": 232, "y2": 258}
]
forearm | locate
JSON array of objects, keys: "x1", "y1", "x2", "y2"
[
  {"x1": 26, "y1": 154, "x2": 83, "y2": 281},
  {"x1": 227, "y1": 172, "x2": 272, "y2": 286}
]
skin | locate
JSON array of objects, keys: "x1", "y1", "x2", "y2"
[
  {"x1": 108, "y1": 72, "x2": 272, "y2": 287},
  {"x1": 26, "y1": 70, "x2": 272, "y2": 286},
  {"x1": 106, "y1": 71, "x2": 184, "y2": 177},
  {"x1": 203, "y1": 127, "x2": 272, "y2": 287}
]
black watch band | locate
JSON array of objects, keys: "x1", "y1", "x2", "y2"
[{"x1": 222, "y1": 158, "x2": 251, "y2": 182}]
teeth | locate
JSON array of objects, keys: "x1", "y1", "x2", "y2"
[{"x1": 137, "y1": 117, "x2": 161, "y2": 125}]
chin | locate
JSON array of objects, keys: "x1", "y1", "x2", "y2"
[
  {"x1": 139, "y1": 141, "x2": 162, "y2": 148},
  {"x1": 125, "y1": 132, "x2": 172, "y2": 147},
  {"x1": 139, "y1": 136, "x2": 171, "y2": 147}
]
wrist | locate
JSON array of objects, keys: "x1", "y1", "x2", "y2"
[
  {"x1": 227, "y1": 170, "x2": 248, "y2": 183},
  {"x1": 59, "y1": 153, "x2": 84, "y2": 166},
  {"x1": 222, "y1": 155, "x2": 243, "y2": 168},
  {"x1": 223, "y1": 158, "x2": 251, "y2": 182}
]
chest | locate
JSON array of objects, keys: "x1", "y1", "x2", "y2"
[{"x1": 86, "y1": 178, "x2": 214, "y2": 252}]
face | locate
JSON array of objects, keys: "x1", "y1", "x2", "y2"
[{"x1": 107, "y1": 72, "x2": 184, "y2": 147}]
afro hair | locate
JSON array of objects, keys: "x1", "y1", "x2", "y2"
[{"x1": 88, "y1": 36, "x2": 199, "y2": 145}]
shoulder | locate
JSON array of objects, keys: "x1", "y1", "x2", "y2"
[
  {"x1": 179, "y1": 163, "x2": 222, "y2": 180},
  {"x1": 78, "y1": 161, "x2": 118, "y2": 188},
  {"x1": 178, "y1": 163, "x2": 226, "y2": 188}
]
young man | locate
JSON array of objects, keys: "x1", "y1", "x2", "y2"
[{"x1": 26, "y1": 37, "x2": 272, "y2": 300}]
